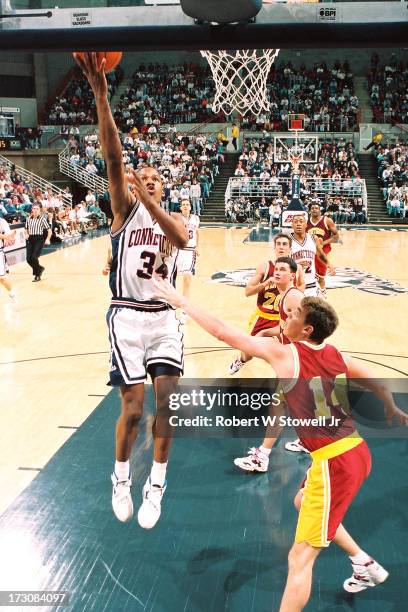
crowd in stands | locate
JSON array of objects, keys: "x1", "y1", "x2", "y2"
[
  {"x1": 374, "y1": 140, "x2": 408, "y2": 218},
  {"x1": 44, "y1": 59, "x2": 358, "y2": 133},
  {"x1": 45, "y1": 66, "x2": 122, "y2": 125},
  {"x1": 113, "y1": 63, "x2": 221, "y2": 131},
  {"x1": 368, "y1": 53, "x2": 408, "y2": 124},
  {"x1": 242, "y1": 60, "x2": 359, "y2": 132},
  {"x1": 67, "y1": 129, "x2": 227, "y2": 215},
  {"x1": 0, "y1": 162, "x2": 107, "y2": 242},
  {"x1": 225, "y1": 135, "x2": 367, "y2": 224}
]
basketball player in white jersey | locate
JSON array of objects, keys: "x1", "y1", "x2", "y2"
[
  {"x1": 177, "y1": 198, "x2": 200, "y2": 324},
  {"x1": 75, "y1": 53, "x2": 188, "y2": 529},
  {"x1": 0, "y1": 218, "x2": 16, "y2": 301},
  {"x1": 290, "y1": 214, "x2": 333, "y2": 297}
]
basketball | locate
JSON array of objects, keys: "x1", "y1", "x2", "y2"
[{"x1": 74, "y1": 51, "x2": 123, "y2": 73}]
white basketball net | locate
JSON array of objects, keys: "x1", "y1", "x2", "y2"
[{"x1": 201, "y1": 49, "x2": 280, "y2": 116}]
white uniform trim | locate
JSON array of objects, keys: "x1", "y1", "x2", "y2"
[
  {"x1": 110, "y1": 199, "x2": 140, "y2": 238},
  {"x1": 281, "y1": 342, "x2": 300, "y2": 394}
]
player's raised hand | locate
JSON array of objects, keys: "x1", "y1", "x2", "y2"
[
  {"x1": 153, "y1": 276, "x2": 184, "y2": 308},
  {"x1": 73, "y1": 52, "x2": 108, "y2": 100}
]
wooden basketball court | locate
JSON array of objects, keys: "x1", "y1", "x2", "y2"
[{"x1": 0, "y1": 226, "x2": 407, "y2": 610}]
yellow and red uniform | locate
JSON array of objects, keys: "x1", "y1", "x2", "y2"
[
  {"x1": 248, "y1": 261, "x2": 280, "y2": 336},
  {"x1": 307, "y1": 215, "x2": 333, "y2": 277},
  {"x1": 282, "y1": 341, "x2": 371, "y2": 547}
]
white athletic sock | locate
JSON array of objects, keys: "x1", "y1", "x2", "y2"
[
  {"x1": 115, "y1": 460, "x2": 130, "y2": 481},
  {"x1": 150, "y1": 461, "x2": 167, "y2": 487},
  {"x1": 259, "y1": 445, "x2": 272, "y2": 456},
  {"x1": 349, "y1": 550, "x2": 371, "y2": 565}
]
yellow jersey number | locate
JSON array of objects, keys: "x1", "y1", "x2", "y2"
[
  {"x1": 262, "y1": 290, "x2": 281, "y2": 312},
  {"x1": 309, "y1": 374, "x2": 351, "y2": 418}
]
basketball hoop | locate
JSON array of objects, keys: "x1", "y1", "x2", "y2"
[{"x1": 201, "y1": 49, "x2": 280, "y2": 116}]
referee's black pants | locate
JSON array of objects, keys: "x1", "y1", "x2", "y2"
[{"x1": 26, "y1": 235, "x2": 45, "y2": 276}]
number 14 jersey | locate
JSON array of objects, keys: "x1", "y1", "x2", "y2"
[
  {"x1": 110, "y1": 201, "x2": 179, "y2": 307},
  {"x1": 282, "y1": 340, "x2": 357, "y2": 452}
]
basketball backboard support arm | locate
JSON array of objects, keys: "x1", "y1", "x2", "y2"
[{"x1": 0, "y1": 2, "x2": 407, "y2": 51}]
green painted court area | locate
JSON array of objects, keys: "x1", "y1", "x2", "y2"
[{"x1": 1, "y1": 389, "x2": 407, "y2": 612}]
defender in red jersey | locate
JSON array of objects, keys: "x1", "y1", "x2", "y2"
[
  {"x1": 234, "y1": 257, "x2": 306, "y2": 471},
  {"x1": 155, "y1": 280, "x2": 408, "y2": 612},
  {"x1": 229, "y1": 233, "x2": 304, "y2": 375},
  {"x1": 307, "y1": 203, "x2": 338, "y2": 298}
]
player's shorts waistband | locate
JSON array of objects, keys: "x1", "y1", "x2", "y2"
[
  {"x1": 310, "y1": 432, "x2": 363, "y2": 461},
  {"x1": 254, "y1": 308, "x2": 280, "y2": 321},
  {"x1": 110, "y1": 298, "x2": 170, "y2": 312},
  {"x1": 306, "y1": 282, "x2": 317, "y2": 289}
]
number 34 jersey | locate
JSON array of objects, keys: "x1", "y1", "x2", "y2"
[{"x1": 109, "y1": 201, "x2": 179, "y2": 307}]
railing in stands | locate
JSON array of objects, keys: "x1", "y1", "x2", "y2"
[
  {"x1": 0, "y1": 154, "x2": 72, "y2": 206},
  {"x1": 58, "y1": 143, "x2": 108, "y2": 194},
  {"x1": 185, "y1": 113, "x2": 226, "y2": 136},
  {"x1": 226, "y1": 176, "x2": 368, "y2": 210},
  {"x1": 394, "y1": 123, "x2": 408, "y2": 136}
]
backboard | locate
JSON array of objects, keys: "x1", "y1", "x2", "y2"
[
  {"x1": 0, "y1": 2, "x2": 407, "y2": 50},
  {"x1": 273, "y1": 134, "x2": 318, "y2": 164}
]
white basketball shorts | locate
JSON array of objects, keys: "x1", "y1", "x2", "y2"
[
  {"x1": 177, "y1": 249, "x2": 196, "y2": 275},
  {"x1": 106, "y1": 306, "x2": 184, "y2": 385},
  {"x1": 304, "y1": 284, "x2": 318, "y2": 298}
]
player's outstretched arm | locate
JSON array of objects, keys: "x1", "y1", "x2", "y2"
[
  {"x1": 154, "y1": 278, "x2": 291, "y2": 370},
  {"x1": 74, "y1": 53, "x2": 133, "y2": 226},
  {"x1": 346, "y1": 356, "x2": 408, "y2": 426},
  {"x1": 126, "y1": 170, "x2": 187, "y2": 249}
]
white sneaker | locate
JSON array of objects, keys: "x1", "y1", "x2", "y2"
[
  {"x1": 343, "y1": 558, "x2": 389, "y2": 593},
  {"x1": 234, "y1": 447, "x2": 269, "y2": 473},
  {"x1": 178, "y1": 310, "x2": 187, "y2": 325},
  {"x1": 111, "y1": 473, "x2": 133, "y2": 522},
  {"x1": 317, "y1": 287, "x2": 328, "y2": 299},
  {"x1": 229, "y1": 357, "x2": 244, "y2": 375},
  {"x1": 284, "y1": 439, "x2": 310, "y2": 453},
  {"x1": 137, "y1": 477, "x2": 167, "y2": 529},
  {"x1": 9, "y1": 293, "x2": 17, "y2": 302}
]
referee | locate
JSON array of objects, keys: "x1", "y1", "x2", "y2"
[{"x1": 25, "y1": 204, "x2": 51, "y2": 282}]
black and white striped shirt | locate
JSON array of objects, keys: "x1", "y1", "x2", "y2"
[{"x1": 25, "y1": 215, "x2": 50, "y2": 236}]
